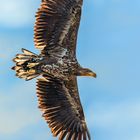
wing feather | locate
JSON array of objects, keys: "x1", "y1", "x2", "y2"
[
  {"x1": 36, "y1": 76, "x2": 91, "y2": 140},
  {"x1": 34, "y1": 0, "x2": 82, "y2": 56}
]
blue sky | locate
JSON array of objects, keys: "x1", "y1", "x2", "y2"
[{"x1": 0, "y1": 0, "x2": 140, "y2": 140}]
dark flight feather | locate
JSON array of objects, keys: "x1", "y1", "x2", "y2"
[
  {"x1": 34, "y1": 0, "x2": 82, "y2": 57},
  {"x1": 36, "y1": 76, "x2": 91, "y2": 140}
]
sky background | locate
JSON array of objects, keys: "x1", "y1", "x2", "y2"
[{"x1": 0, "y1": 0, "x2": 140, "y2": 140}]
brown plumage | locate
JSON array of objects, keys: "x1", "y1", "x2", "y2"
[{"x1": 12, "y1": 0, "x2": 96, "y2": 139}]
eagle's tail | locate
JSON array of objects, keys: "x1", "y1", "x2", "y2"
[{"x1": 12, "y1": 48, "x2": 42, "y2": 81}]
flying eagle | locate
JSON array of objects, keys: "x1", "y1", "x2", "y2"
[{"x1": 12, "y1": 0, "x2": 96, "y2": 139}]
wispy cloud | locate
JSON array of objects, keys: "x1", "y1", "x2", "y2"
[
  {"x1": 0, "y1": 81, "x2": 40, "y2": 135},
  {"x1": 93, "y1": 101, "x2": 140, "y2": 128},
  {"x1": 87, "y1": 100, "x2": 140, "y2": 139},
  {"x1": 0, "y1": 0, "x2": 39, "y2": 28}
]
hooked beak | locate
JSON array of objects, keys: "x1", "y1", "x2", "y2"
[
  {"x1": 76, "y1": 67, "x2": 97, "y2": 78},
  {"x1": 86, "y1": 71, "x2": 97, "y2": 78}
]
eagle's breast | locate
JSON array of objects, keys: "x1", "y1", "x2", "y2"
[{"x1": 41, "y1": 55, "x2": 79, "y2": 79}]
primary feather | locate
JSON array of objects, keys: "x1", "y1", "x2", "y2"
[
  {"x1": 37, "y1": 76, "x2": 91, "y2": 139},
  {"x1": 34, "y1": 0, "x2": 82, "y2": 57}
]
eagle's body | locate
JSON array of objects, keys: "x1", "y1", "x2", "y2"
[{"x1": 12, "y1": 0, "x2": 96, "y2": 139}]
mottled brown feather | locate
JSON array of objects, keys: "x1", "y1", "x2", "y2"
[
  {"x1": 36, "y1": 76, "x2": 91, "y2": 140},
  {"x1": 34, "y1": 0, "x2": 82, "y2": 57}
]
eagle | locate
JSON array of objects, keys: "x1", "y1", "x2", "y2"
[{"x1": 12, "y1": 0, "x2": 96, "y2": 139}]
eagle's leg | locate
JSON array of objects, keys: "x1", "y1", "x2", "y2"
[{"x1": 12, "y1": 48, "x2": 43, "y2": 81}]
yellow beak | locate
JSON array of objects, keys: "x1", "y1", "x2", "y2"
[{"x1": 87, "y1": 72, "x2": 97, "y2": 78}]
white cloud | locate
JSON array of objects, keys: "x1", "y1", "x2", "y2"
[
  {"x1": 0, "y1": 81, "x2": 41, "y2": 134},
  {"x1": 0, "y1": 0, "x2": 40, "y2": 27},
  {"x1": 33, "y1": 131, "x2": 56, "y2": 140},
  {"x1": 87, "y1": 100, "x2": 140, "y2": 130},
  {"x1": 0, "y1": 109, "x2": 39, "y2": 134}
]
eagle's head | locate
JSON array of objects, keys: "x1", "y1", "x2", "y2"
[{"x1": 76, "y1": 67, "x2": 97, "y2": 78}]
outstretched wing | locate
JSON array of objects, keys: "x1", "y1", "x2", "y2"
[
  {"x1": 36, "y1": 76, "x2": 91, "y2": 140},
  {"x1": 34, "y1": 0, "x2": 82, "y2": 57}
]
